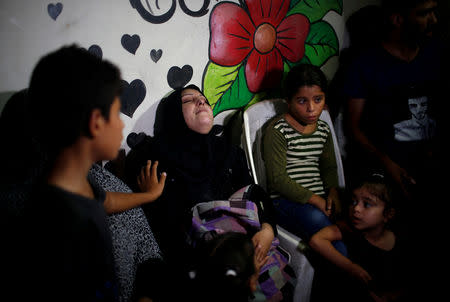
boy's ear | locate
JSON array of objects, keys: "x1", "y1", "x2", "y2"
[{"x1": 89, "y1": 108, "x2": 105, "y2": 138}]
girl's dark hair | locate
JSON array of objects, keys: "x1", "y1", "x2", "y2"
[
  {"x1": 284, "y1": 64, "x2": 328, "y2": 101},
  {"x1": 193, "y1": 232, "x2": 255, "y2": 302},
  {"x1": 353, "y1": 172, "x2": 399, "y2": 215},
  {"x1": 28, "y1": 44, "x2": 122, "y2": 154}
]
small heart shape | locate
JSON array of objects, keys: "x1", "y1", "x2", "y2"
[
  {"x1": 167, "y1": 65, "x2": 193, "y2": 90},
  {"x1": 121, "y1": 34, "x2": 141, "y2": 55},
  {"x1": 88, "y1": 45, "x2": 103, "y2": 59},
  {"x1": 120, "y1": 79, "x2": 146, "y2": 118},
  {"x1": 48, "y1": 3, "x2": 63, "y2": 21},
  {"x1": 150, "y1": 49, "x2": 162, "y2": 63},
  {"x1": 126, "y1": 132, "x2": 148, "y2": 149}
]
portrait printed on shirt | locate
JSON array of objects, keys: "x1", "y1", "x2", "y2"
[{"x1": 394, "y1": 96, "x2": 436, "y2": 142}]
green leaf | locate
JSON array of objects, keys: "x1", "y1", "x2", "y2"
[
  {"x1": 202, "y1": 62, "x2": 254, "y2": 116},
  {"x1": 289, "y1": 0, "x2": 302, "y2": 10},
  {"x1": 286, "y1": 56, "x2": 311, "y2": 69},
  {"x1": 304, "y1": 21, "x2": 339, "y2": 66},
  {"x1": 203, "y1": 62, "x2": 240, "y2": 109},
  {"x1": 287, "y1": 0, "x2": 343, "y2": 23}
]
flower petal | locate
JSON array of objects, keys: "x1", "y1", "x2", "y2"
[
  {"x1": 210, "y1": 3, "x2": 255, "y2": 66},
  {"x1": 276, "y1": 14, "x2": 310, "y2": 62},
  {"x1": 245, "y1": 48, "x2": 283, "y2": 93},
  {"x1": 246, "y1": 0, "x2": 290, "y2": 27}
]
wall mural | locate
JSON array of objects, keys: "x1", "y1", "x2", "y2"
[
  {"x1": 127, "y1": 0, "x2": 342, "y2": 117},
  {"x1": 203, "y1": 0, "x2": 343, "y2": 116},
  {"x1": 43, "y1": 0, "x2": 341, "y2": 125}
]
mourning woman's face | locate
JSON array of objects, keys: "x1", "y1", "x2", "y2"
[{"x1": 181, "y1": 88, "x2": 214, "y2": 134}]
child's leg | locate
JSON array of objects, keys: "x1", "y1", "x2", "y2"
[{"x1": 273, "y1": 198, "x2": 347, "y2": 256}]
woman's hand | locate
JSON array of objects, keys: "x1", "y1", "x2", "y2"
[
  {"x1": 252, "y1": 223, "x2": 274, "y2": 263},
  {"x1": 137, "y1": 160, "x2": 166, "y2": 200}
]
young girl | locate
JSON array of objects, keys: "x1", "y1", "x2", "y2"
[
  {"x1": 309, "y1": 174, "x2": 411, "y2": 302},
  {"x1": 189, "y1": 232, "x2": 266, "y2": 302},
  {"x1": 262, "y1": 63, "x2": 345, "y2": 254}
]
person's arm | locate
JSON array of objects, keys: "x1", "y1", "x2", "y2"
[
  {"x1": 263, "y1": 121, "x2": 313, "y2": 204},
  {"x1": 103, "y1": 160, "x2": 166, "y2": 214},
  {"x1": 319, "y1": 131, "x2": 341, "y2": 216},
  {"x1": 309, "y1": 224, "x2": 372, "y2": 285},
  {"x1": 252, "y1": 222, "x2": 275, "y2": 262},
  {"x1": 347, "y1": 98, "x2": 415, "y2": 198}
]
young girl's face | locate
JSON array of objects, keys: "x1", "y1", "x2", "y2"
[
  {"x1": 287, "y1": 85, "x2": 325, "y2": 126},
  {"x1": 349, "y1": 186, "x2": 387, "y2": 231}
]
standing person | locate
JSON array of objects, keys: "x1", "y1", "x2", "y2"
[
  {"x1": 262, "y1": 64, "x2": 345, "y2": 255},
  {"x1": 1, "y1": 89, "x2": 166, "y2": 302},
  {"x1": 309, "y1": 174, "x2": 411, "y2": 302},
  {"x1": 15, "y1": 45, "x2": 165, "y2": 302},
  {"x1": 125, "y1": 84, "x2": 293, "y2": 301},
  {"x1": 342, "y1": 0, "x2": 443, "y2": 218}
]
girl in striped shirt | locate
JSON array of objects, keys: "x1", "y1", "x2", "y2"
[{"x1": 263, "y1": 64, "x2": 346, "y2": 255}]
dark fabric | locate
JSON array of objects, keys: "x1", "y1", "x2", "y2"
[
  {"x1": 311, "y1": 221, "x2": 412, "y2": 302},
  {"x1": 20, "y1": 178, "x2": 118, "y2": 302},
  {"x1": 124, "y1": 85, "x2": 257, "y2": 266},
  {"x1": 343, "y1": 38, "x2": 445, "y2": 184}
]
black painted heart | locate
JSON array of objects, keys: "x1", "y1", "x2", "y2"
[
  {"x1": 167, "y1": 65, "x2": 193, "y2": 89},
  {"x1": 120, "y1": 79, "x2": 146, "y2": 118},
  {"x1": 126, "y1": 132, "x2": 147, "y2": 149},
  {"x1": 88, "y1": 44, "x2": 103, "y2": 59},
  {"x1": 150, "y1": 49, "x2": 162, "y2": 63},
  {"x1": 121, "y1": 34, "x2": 140, "y2": 55},
  {"x1": 48, "y1": 3, "x2": 63, "y2": 20}
]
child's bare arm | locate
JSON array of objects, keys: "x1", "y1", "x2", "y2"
[
  {"x1": 103, "y1": 160, "x2": 166, "y2": 214},
  {"x1": 309, "y1": 225, "x2": 372, "y2": 285}
]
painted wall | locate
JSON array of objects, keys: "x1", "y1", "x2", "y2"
[{"x1": 0, "y1": 0, "x2": 380, "y2": 152}]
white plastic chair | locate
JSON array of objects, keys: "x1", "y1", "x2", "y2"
[{"x1": 242, "y1": 99, "x2": 346, "y2": 302}]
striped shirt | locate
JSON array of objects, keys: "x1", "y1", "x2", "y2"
[{"x1": 266, "y1": 117, "x2": 334, "y2": 201}]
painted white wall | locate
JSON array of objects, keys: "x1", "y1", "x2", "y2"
[{"x1": 0, "y1": 0, "x2": 380, "y2": 152}]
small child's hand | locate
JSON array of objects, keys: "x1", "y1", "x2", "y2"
[
  {"x1": 349, "y1": 262, "x2": 372, "y2": 285},
  {"x1": 137, "y1": 160, "x2": 166, "y2": 200}
]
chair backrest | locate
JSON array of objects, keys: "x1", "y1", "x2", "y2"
[{"x1": 242, "y1": 99, "x2": 345, "y2": 191}]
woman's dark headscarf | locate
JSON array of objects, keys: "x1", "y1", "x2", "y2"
[{"x1": 152, "y1": 84, "x2": 228, "y2": 200}]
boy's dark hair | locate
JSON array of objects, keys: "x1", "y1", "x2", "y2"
[
  {"x1": 28, "y1": 44, "x2": 122, "y2": 155},
  {"x1": 193, "y1": 232, "x2": 255, "y2": 302},
  {"x1": 284, "y1": 64, "x2": 328, "y2": 101}
]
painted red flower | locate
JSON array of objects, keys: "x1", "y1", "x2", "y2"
[{"x1": 210, "y1": 0, "x2": 310, "y2": 93}]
